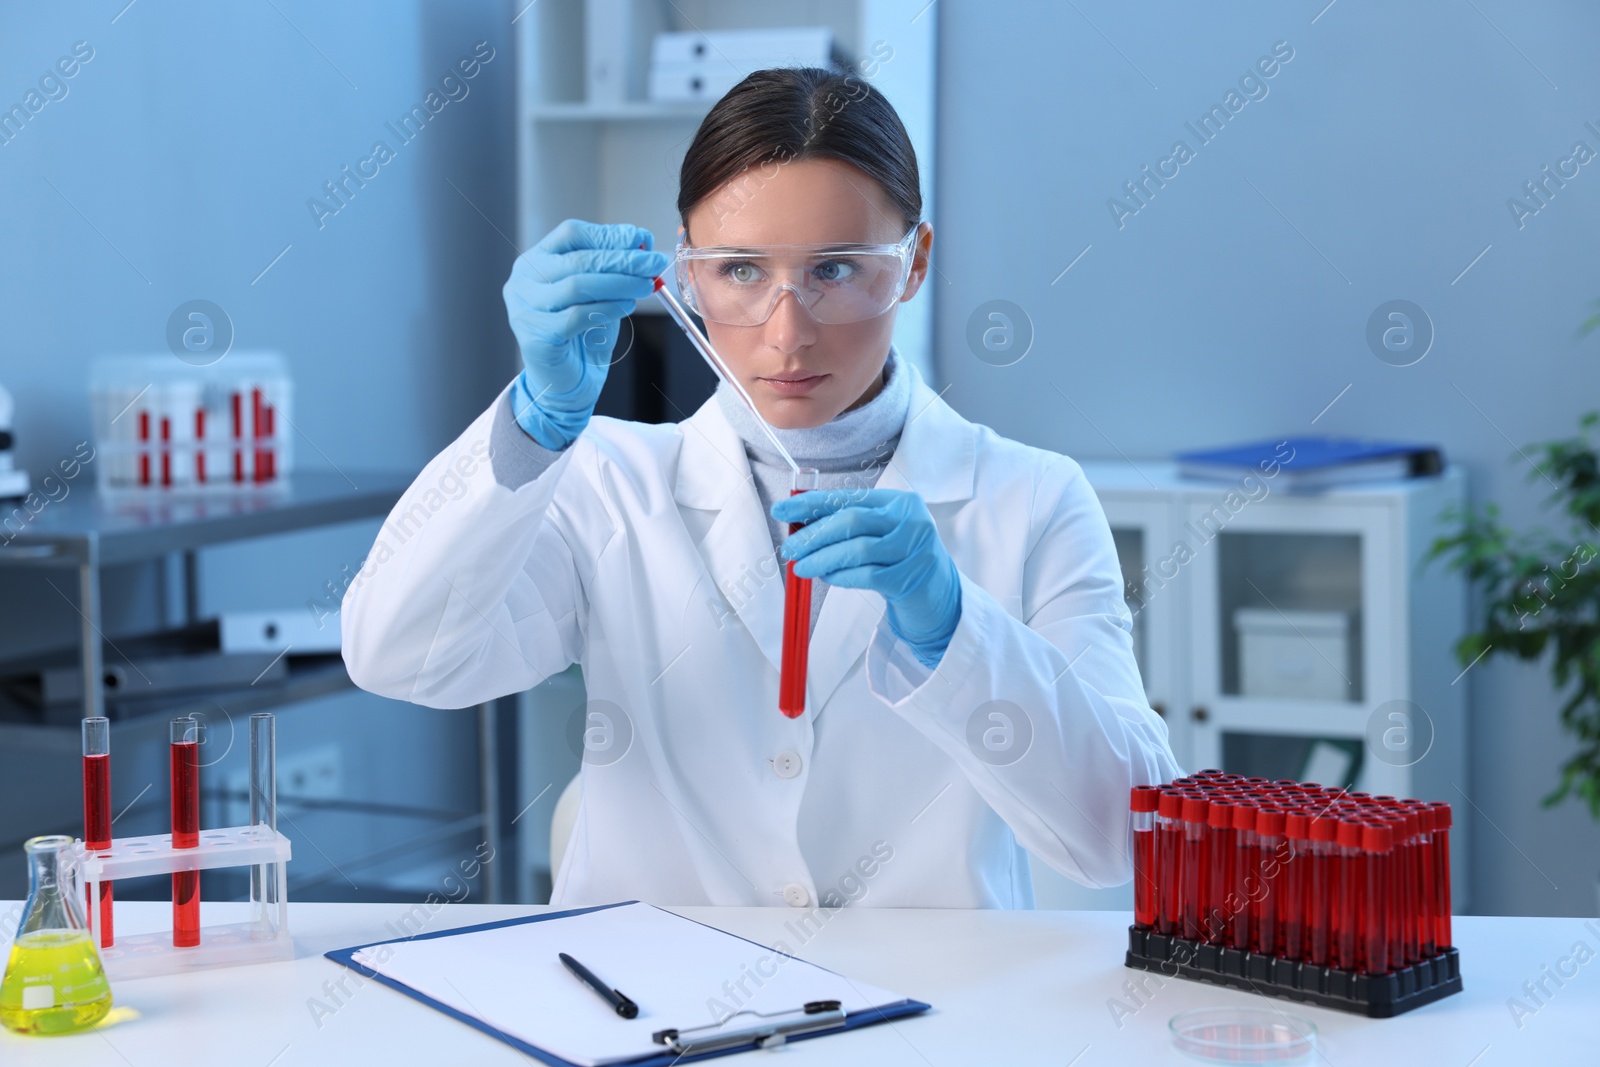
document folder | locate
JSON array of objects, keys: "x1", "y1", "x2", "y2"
[{"x1": 325, "y1": 900, "x2": 931, "y2": 1066}]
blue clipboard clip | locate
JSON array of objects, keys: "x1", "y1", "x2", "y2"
[{"x1": 652, "y1": 999, "x2": 846, "y2": 1055}]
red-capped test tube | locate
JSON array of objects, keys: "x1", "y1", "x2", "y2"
[
  {"x1": 1156, "y1": 791, "x2": 1184, "y2": 936},
  {"x1": 1228, "y1": 803, "x2": 1256, "y2": 951},
  {"x1": 1389, "y1": 808, "x2": 1422, "y2": 965},
  {"x1": 1130, "y1": 786, "x2": 1160, "y2": 930},
  {"x1": 1180, "y1": 796, "x2": 1209, "y2": 940},
  {"x1": 1282, "y1": 810, "x2": 1314, "y2": 960},
  {"x1": 1251, "y1": 808, "x2": 1285, "y2": 955},
  {"x1": 82, "y1": 716, "x2": 113, "y2": 946},
  {"x1": 1411, "y1": 805, "x2": 1438, "y2": 957},
  {"x1": 171, "y1": 716, "x2": 201, "y2": 947},
  {"x1": 1204, "y1": 801, "x2": 1235, "y2": 944},
  {"x1": 1333, "y1": 818, "x2": 1364, "y2": 971},
  {"x1": 1305, "y1": 815, "x2": 1337, "y2": 966},
  {"x1": 1362, "y1": 822, "x2": 1393, "y2": 973},
  {"x1": 1427, "y1": 803, "x2": 1452, "y2": 950}
]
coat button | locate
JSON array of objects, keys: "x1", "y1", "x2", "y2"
[
  {"x1": 783, "y1": 883, "x2": 811, "y2": 908},
  {"x1": 772, "y1": 751, "x2": 803, "y2": 779}
]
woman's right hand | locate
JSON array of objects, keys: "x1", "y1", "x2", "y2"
[{"x1": 503, "y1": 219, "x2": 668, "y2": 450}]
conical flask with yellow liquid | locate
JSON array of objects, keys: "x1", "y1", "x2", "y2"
[{"x1": 0, "y1": 835, "x2": 113, "y2": 1035}]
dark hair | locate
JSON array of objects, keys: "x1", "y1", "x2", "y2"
[{"x1": 677, "y1": 66, "x2": 921, "y2": 237}]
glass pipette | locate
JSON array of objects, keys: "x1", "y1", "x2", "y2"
[
  {"x1": 650, "y1": 277, "x2": 800, "y2": 473},
  {"x1": 650, "y1": 274, "x2": 817, "y2": 718}
]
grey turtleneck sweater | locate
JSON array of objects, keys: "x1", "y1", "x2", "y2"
[{"x1": 490, "y1": 347, "x2": 913, "y2": 632}]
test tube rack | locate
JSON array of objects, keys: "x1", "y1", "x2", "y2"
[
  {"x1": 72, "y1": 824, "x2": 292, "y2": 982},
  {"x1": 1124, "y1": 928, "x2": 1462, "y2": 1019}
]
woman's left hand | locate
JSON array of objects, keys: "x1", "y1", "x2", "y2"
[{"x1": 772, "y1": 487, "x2": 962, "y2": 667}]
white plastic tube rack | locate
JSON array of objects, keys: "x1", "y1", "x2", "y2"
[{"x1": 73, "y1": 824, "x2": 292, "y2": 981}]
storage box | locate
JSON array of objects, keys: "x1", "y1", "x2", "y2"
[
  {"x1": 648, "y1": 28, "x2": 844, "y2": 103},
  {"x1": 1234, "y1": 607, "x2": 1352, "y2": 701}
]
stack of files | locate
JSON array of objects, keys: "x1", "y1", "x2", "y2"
[
  {"x1": 649, "y1": 28, "x2": 847, "y2": 102},
  {"x1": 1175, "y1": 437, "x2": 1444, "y2": 491},
  {"x1": 327, "y1": 900, "x2": 929, "y2": 1066}
]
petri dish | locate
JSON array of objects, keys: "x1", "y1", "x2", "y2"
[{"x1": 1169, "y1": 1007, "x2": 1317, "y2": 1064}]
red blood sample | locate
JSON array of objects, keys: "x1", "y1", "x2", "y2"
[
  {"x1": 1156, "y1": 791, "x2": 1184, "y2": 936},
  {"x1": 1131, "y1": 786, "x2": 1160, "y2": 929},
  {"x1": 1362, "y1": 822, "x2": 1394, "y2": 973}
]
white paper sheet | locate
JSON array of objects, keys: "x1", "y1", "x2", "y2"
[{"x1": 349, "y1": 902, "x2": 915, "y2": 1066}]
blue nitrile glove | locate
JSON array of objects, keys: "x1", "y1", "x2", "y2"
[
  {"x1": 502, "y1": 220, "x2": 668, "y2": 450},
  {"x1": 773, "y1": 487, "x2": 963, "y2": 668}
]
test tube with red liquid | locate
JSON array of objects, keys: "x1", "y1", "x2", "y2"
[
  {"x1": 1155, "y1": 791, "x2": 1183, "y2": 936},
  {"x1": 82, "y1": 716, "x2": 113, "y2": 945},
  {"x1": 1427, "y1": 802, "x2": 1452, "y2": 950},
  {"x1": 1227, "y1": 803, "x2": 1255, "y2": 951},
  {"x1": 778, "y1": 468, "x2": 819, "y2": 718},
  {"x1": 1203, "y1": 801, "x2": 1234, "y2": 944},
  {"x1": 1251, "y1": 808, "x2": 1285, "y2": 955},
  {"x1": 1179, "y1": 796, "x2": 1208, "y2": 940},
  {"x1": 1130, "y1": 786, "x2": 1159, "y2": 929},
  {"x1": 1362, "y1": 822, "x2": 1393, "y2": 973},
  {"x1": 1280, "y1": 812, "x2": 1310, "y2": 960},
  {"x1": 1333, "y1": 818, "x2": 1364, "y2": 971},
  {"x1": 171, "y1": 716, "x2": 201, "y2": 947}
]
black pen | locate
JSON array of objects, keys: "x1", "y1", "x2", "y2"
[{"x1": 559, "y1": 952, "x2": 639, "y2": 1019}]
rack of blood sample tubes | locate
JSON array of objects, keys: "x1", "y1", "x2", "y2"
[
  {"x1": 74, "y1": 713, "x2": 294, "y2": 980},
  {"x1": 1125, "y1": 771, "x2": 1461, "y2": 1017},
  {"x1": 89, "y1": 353, "x2": 292, "y2": 493}
]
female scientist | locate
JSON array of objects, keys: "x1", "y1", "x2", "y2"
[{"x1": 343, "y1": 67, "x2": 1180, "y2": 910}]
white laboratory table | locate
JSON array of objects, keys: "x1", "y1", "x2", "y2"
[{"x1": 2, "y1": 900, "x2": 1594, "y2": 1065}]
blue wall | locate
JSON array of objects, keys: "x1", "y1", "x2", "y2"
[
  {"x1": 0, "y1": 0, "x2": 518, "y2": 896},
  {"x1": 932, "y1": 0, "x2": 1600, "y2": 916}
]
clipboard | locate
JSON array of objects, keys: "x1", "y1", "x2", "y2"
[{"x1": 325, "y1": 900, "x2": 931, "y2": 1066}]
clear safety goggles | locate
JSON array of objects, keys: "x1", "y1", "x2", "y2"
[{"x1": 674, "y1": 225, "x2": 920, "y2": 326}]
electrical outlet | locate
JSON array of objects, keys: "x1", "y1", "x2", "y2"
[{"x1": 226, "y1": 743, "x2": 343, "y2": 824}]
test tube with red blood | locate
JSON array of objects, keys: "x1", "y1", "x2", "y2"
[
  {"x1": 1130, "y1": 786, "x2": 1160, "y2": 930},
  {"x1": 1204, "y1": 801, "x2": 1234, "y2": 944},
  {"x1": 1372, "y1": 812, "x2": 1407, "y2": 966},
  {"x1": 1155, "y1": 791, "x2": 1183, "y2": 936},
  {"x1": 1410, "y1": 805, "x2": 1438, "y2": 957},
  {"x1": 1362, "y1": 822, "x2": 1393, "y2": 973},
  {"x1": 82, "y1": 717, "x2": 113, "y2": 946},
  {"x1": 251, "y1": 386, "x2": 264, "y2": 484},
  {"x1": 1426, "y1": 802, "x2": 1453, "y2": 950},
  {"x1": 1228, "y1": 803, "x2": 1256, "y2": 951},
  {"x1": 1333, "y1": 818, "x2": 1364, "y2": 971},
  {"x1": 195, "y1": 407, "x2": 207, "y2": 484},
  {"x1": 1385, "y1": 808, "x2": 1420, "y2": 965},
  {"x1": 138, "y1": 409, "x2": 151, "y2": 486},
  {"x1": 263, "y1": 400, "x2": 276, "y2": 480},
  {"x1": 1280, "y1": 812, "x2": 1311, "y2": 959},
  {"x1": 232, "y1": 391, "x2": 243, "y2": 483},
  {"x1": 1305, "y1": 815, "x2": 1337, "y2": 966},
  {"x1": 1180, "y1": 796, "x2": 1209, "y2": 940},
  {"x1": 170, "y1": 716, "x2": 201, "y2": 947},
  {"x1": 1252, "y1": 808, "x2": 1285, "y2": 955}
]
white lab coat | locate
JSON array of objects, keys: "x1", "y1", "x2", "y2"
[{"x1": 342, "y1": 358, "x2": 1181, "y2": 910}]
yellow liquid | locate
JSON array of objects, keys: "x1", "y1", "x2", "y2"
[{"x1": 0, "y1": 930, "x2": 113, "y2": 1036}]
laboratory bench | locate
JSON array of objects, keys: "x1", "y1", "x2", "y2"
[{"x1": 1, "y1": 900, "x2": 1591, "y2": 1064}]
